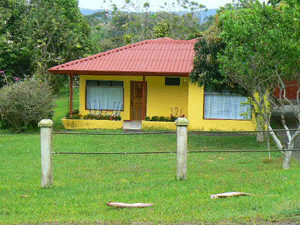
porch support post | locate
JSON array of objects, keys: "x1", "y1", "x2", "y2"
[
  {"x1": 175, "y1": 117, "x2": 189, "y2": 180},
  {"x1": 69, "y1": 73, "x2": 74, "y2": 115},
  {"x1": 142, "y1": 76, "x2": 146, "y2": 120}
]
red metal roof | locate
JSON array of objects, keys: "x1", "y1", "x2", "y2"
[{"x1": 48, "y1": 38, "x2": 197, "y2": 77}]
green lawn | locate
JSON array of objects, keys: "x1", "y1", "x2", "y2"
[
  {"x1": 52, "y1": 86, "x2": 79, "y2": 131},
  {"x1": 1, "y1": 88, "x2": 300, "y2": 224},
  {"x1": 1, "y1": 131, "x2": 300, "y2": 224}
]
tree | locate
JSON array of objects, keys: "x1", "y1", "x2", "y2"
[
  {"x1": 190, "y1": 17, "x2": 247, "y2": 95},
  {"x1": 0, "y1": 0, "x2": 93, "y2": 90},
  {"x1": 218, "y1": 0, "x2": 300, "y2": 169},
  {"x1": 21, "y1": 0, "x2": 92, "y2": 74},
  {"x1": 90, "y1": 0, "x2": 206, "y2": 53},
  {"x1": 0, "y1": 0, "x2": 32, "y2": 86}
]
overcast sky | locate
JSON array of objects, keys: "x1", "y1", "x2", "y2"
[{"x1": 78, "y1": 0, "x2": 233, "y2": 11}]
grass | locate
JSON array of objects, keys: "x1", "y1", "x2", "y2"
[
  {"x1": 1, "y1": 87, "x2": 300, "y2": 224},
  {"x1": 1, "y1": 132, "x2": 300, "y2": 224},
  {"x1": 52, "y1": 86, "x2": 79, "y2": 131}
]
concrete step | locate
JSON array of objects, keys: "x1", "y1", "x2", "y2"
[{"x1": 123, "y1": 120, "x2": 142, "y2": 131}]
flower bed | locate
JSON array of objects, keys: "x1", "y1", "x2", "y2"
[
  {"x1": 65, "y1": 110, "x2": 121, "y2": 121},
  {"x1": 145, "y1": 116, "x2": 179, "y2": 122}
]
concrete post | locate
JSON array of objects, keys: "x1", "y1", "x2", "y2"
[
  {"x1": 175, "y1": 117, "x2": 189, "y2": 180},
  {"x1": 38, "y1": 119, "x2": 54, "y2": 188}
]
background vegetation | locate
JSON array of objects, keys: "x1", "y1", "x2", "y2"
[{"x1": 0, "y1": 78, "x2": 53, "y2": 132}]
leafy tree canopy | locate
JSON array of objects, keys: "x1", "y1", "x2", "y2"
[
  {"x1": 218, "y1": 0, "x2": 300, "y2": 169},
  {"x1": 0, "y1": 0, "x2": 92, "y2": 89},
  {"x1": 190, "y1": 15, "x2": 247, "y2": 95},
  {"x1": 87, "y1": 0, "x2": 207, "y2": 53}
]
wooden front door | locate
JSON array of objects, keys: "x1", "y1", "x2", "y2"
[{"x1": 130, "y1": 81, "x2": 147, "y2": 120}]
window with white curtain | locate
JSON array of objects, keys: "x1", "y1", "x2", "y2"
[
  {"x1": 86, "y1": 80, "x2": 124, "y2": 110},
  {"x1": 204, "y1": 92, "x2": 251, "y2": 120}
]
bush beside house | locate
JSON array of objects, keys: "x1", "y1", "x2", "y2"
[{"x1": 0, "y1": 78, "x2": 53, "y2": 132}]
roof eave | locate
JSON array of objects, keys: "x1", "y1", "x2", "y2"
[{"x1": 47, "y1": 69, "x2": 190, "y2": 77}]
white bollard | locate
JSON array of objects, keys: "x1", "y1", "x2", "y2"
[
  {"x1": 38, "y1": 119, "x2": 54, "y2": 188},
  {"x1": 175, "y1": 117, "x2": 189, "y2": 180}
]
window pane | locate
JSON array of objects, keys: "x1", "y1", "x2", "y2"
[
  {"x1": 86, "y1": 80, "x2": 124, "y2": 110},
  {"x1": 204, "y1": 93, "x2": 250, "y2": 120},
  {"x1": 165, "y1": 77, "x2": 181, "y2": 86}
]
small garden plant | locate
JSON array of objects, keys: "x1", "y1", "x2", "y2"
[
  {"x1": 65, "y1": 110, "x2": 121, "y2": 121},
  {"x1": 145, "y1": 116, "x2": 179, "y2": 122}
]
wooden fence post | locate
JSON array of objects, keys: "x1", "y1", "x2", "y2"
[
  {"x1": 175, "y1": 117, "x2": 189, "y2": 180},
  {"x1": 38, "y1": 119, "x2": 54, "y2": 188}
]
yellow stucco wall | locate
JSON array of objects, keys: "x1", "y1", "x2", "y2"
[
  {"x1": 78, "y1": 75, "x2": 256, "y2": 131},
  {"x1": 62, "y1": 118, "x2": 123, "y2": 130},
  {"x1": 79, "y1": 75, "x2": 143, "y2": 121},
  {"x1": 146, "y1": 76, "x2": 188, "y2": 118},
  {"x1": 187, "y1": 83, "x2": 256, "y2": 131},
  {"x1": 79, "y1": 75, "x2": 189, "y2": 120}
]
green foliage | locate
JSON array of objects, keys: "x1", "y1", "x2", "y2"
[
  {"x1": 153, "y1": 22, "x2": 170, "y2": 38},
  {"x1": 65, "y1": 109, "x2": 80, "y2": 119},
  {"x1": 0, "y1": 78, "x2": 53, "y2": 132},
  {"x1": 219, "y1": 0, "x2": 300, "y2": 93},
  {"x1": 218, "y1": 0, "x2": 300, "y2": 168},
  {"x1": 22, "y1": 0, "x2": 92, "y2": 74},
  {"x1": 190, "y1": 12, "x2": 248, "y2": 95},
  {"x1": 123, "y1": 34, "x2": 132, "y2": 44},
  {"x1": 218, "y1": 0, "x2": 300, "y2": 125},
  {"x1": 87, "y1": 0, "x2": 207, "y2": 53},
  {"x1": 0, "y1": 0, "x2": 92, "y2": 90},
  {"x1": 148, "y1": 116, "x2": 177, "y2": 122},
  {"x1": 66, "y1": 110, "x2": 122, "y2": 121},
  {"x1": 0, "y1": 0, "x2": 33, "y2": 86}
]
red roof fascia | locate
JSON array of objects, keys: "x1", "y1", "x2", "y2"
[
  {"x1": 48, "y1": 38, "x2": 198, "y2": 76},
  {"x1": 47, "y1": 70, "x2": 190, "y2": 77}
]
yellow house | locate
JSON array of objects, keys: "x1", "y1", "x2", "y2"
[{"x1": 48, "y1": 38, "x2": 255, "y2": 131}]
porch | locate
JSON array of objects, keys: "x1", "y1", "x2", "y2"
[{"x1": 61, "y1": 119, "x2": 177, "y2": 131}]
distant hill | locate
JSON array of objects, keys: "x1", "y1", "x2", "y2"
[
  {"x1": 80, "y1": 8, "x2": 217, "y2": 18},
  {"x1": 80, "y1": 8, "x2": 106, "y2": 15}
]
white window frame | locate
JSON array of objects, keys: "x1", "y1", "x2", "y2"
[
  {"x1": 86, "y1": 80, "x2": 124, "y2": 111},
  {"x1": 204, "y1": 92, "x2": 251, "y2": 120}
]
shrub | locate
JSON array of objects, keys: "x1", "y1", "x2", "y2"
[
  {"x1": 165, "y1": 117, "x2": 172, "y2": 122},
  {"x1": 66, "y1": 110, "x2": 81, "y2": 119},
  {"x1": 171, "y1": 116, "x2": 178, "y2": 122},
  {"x1": 73, "y1": 113, "x2": 121, "y2": 121},
  {"x1": 148, "y1": 116, "x2": 178, "y2": 122},
  {"x1": 0, "y1": 78, "x2": 53, "y2": 132},
  {"x1": 158, "y1": 116, "x2": 166, "y2": 121},
  {"x1": 151, "y1": 116, "x2": 159, "y2": 121}
]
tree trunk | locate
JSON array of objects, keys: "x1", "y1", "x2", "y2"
[
  {"x1": 283, "y1": 148, "x2": 293, "y2": 169},
  {"x1": 256, "y1": 124, "x2": 264, "y2": 143},
  {"x1": 283, "y1": 136, "x2": 296, "y2": 169}
]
